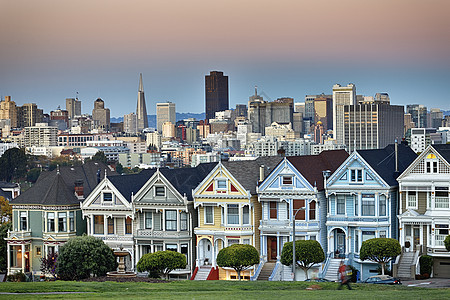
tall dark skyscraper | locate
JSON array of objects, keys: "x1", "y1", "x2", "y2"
[
  {"x1": 205, "y1": 71, "x2": 229, "y2": 120},
  {"x1": 136, "y1": 73, "x2": 148, "y2": 131}
]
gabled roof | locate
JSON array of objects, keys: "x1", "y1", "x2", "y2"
[
  {"x1": 222, "y1": 156, "x2": 283, "y2": 194},
  {"x1": 287, "y1": 150, "x2": 349, "y2": 190},
  {"x1": 11, "y1": 162, "x2": 116, "y2": 206},
  {"x1": 431, "y1": 144, "x2": 450, "y2": 162},
  {"x1": 357, "y1": 144, "x2": 417, "y2": 186},
  {"x1": 0, "y1": 188, "x2": 11, "y2": 200},
  {"x1": 107, "y1": 163, "x2": 218, "y2": 202}
]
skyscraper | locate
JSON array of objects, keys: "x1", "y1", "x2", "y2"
[
  {"x1": 66, "y1": 97, "x2": 81, "y2": 119},
  {"x1": 136, "y1": 73, "x2": 148, "y2": 132},
  {"x1": 406, "y1": 104, "x2": 427, "y2": 128},
  {"x1": 333, "y1": 83, "x2": 356, "y2": 143},
  {"x1": 205, "y1": 71, "x2": 229, "y2": 120},
  {"x1": 124, "y1": 112, "x2": 138, "y2": 134},
  {"x1": 92, "y1": 98, "x2": 110, "y2": 130},
  {"x1": 0, "y1": 96, "x2": 18, "y2": 128},
  {"x1": 156, "y1": 102, "x2": 176, "y2": 133},
  {"x1": 314, "y1": 94, "x2": 333, "y2": 130}
]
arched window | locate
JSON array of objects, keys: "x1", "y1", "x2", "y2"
[{"x1": 309, "y1": 200, "x2": 316, "y2": 220}]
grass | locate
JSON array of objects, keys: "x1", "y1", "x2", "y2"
[{"x1": 0, "y1": 280, "x2": 449, "y2": 299}]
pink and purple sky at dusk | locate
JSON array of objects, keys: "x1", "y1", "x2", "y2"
[{"x1": 1, "y1": 0, "x2": 449, "y2": 117}]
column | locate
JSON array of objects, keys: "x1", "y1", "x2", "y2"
[
  {"x1": 177, "y1": 210, "x2": 180, "y2": 233},
  {"x1": 21, "y1": 244, "x2": 25, "y2": 273},
  {"x1": 6, "y1": 243, "x2": 10, "y2": 275}
]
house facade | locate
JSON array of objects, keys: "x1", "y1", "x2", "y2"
[
  {"x1": 193, "y1": 157, "x2": 282, "y2": 280},
  {"x1": 397, "y1": 144, "x2": 450, "y2": 278},
  {"x1": 257, "y1": 150, "x2": 348, "y2": 281},
  {"x1": 325, "y1": 144, "x2": 416, "y2": 280}
]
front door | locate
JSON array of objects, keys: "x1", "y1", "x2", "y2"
[
  {"x1": 413, "y1": 227, "x2": 420, "y2": 251},
  {"x1": 267, "y1": 237, "x2": 277, "y2": 261},
  {"x1": 335, "y1": 229, "x2": 346, "y2": 258}
]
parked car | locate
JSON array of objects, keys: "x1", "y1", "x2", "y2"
[
  {"x1": 363, "y1": 275, "x2": 402, "y2": 285},
  {"x1": 305, "y1": 278, "x2": 331, "y2": 282}
]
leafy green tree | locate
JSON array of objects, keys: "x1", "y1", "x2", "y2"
[
  {"x1": 0, "y1": 222, "x2": 12, "y2": 272},
  {"x1": 216, "y1": 244, "x2": 259, "y2": 280},
  {"x1": 360, "y1": 238, "x2": 401, "y2": 275},
  {"x1": 91, "y1": 151, "x2": 108, "y2": 164},
  {"x1": 444, "y1": 235, "x2": 450, "y2": 252},
  {"x1": 0, "y1": 148, "x2": 28, "y2": 181},
  {"x1": 281, "y1": 240, "x2": 325, "y2": 279},
  {"x1": 27, "y1": 167, "x2": 41, "y2": 183},
  {"x1": 137, "y1": 250, "x2": 187, "y2": 280},
  {"x1": 57, "y1": 235, "x2": 117, "y2": 280},
  {"x1": 115, "y1": 163, "x2": 124, "y2": 174},
  {"x1": 0, "y1": 196, "x2": 12, "y2": 224}
]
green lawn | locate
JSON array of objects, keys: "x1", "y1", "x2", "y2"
[{"x1": 0, "y1": 280, "x2": 449, "y2": 299}]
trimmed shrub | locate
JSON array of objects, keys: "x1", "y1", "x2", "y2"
[
  {"x1": 281, "y1": 240, "x2": 325, "y2": 280},
  {"x1": 444, "y1": 235, "x2": 450, "y2": 252},
  {"x1": 137, "y1": 250, "x2": 186, "y2": 280},
  {"x1": 360, "y1": 238, "x2": 401, "y2": 275},
  {"x1": 216, "y1": 244, "x2": 259, "y2": 280},
  {"x1": 419, "y1": 255, "x2": 433, "y2": 277}
]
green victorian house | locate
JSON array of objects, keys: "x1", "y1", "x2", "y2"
[{"x1": 6, "y1": 161, "x2": 115, "y2": 276}]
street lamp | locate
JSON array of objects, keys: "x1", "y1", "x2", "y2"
[{"x1": 291, "y1": 200, "x2": 306, "y2": 282}]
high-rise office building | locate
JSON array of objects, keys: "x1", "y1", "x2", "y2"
[
  {"x1": 92, "y1": 98, "x2": 110, "y2": 130},
  {"x1": 333, "y1": 83, "x2": 356, "y2": 143},
  {"x1": 156, "y1": 102, "x2": 176, "y2": 133},
  {"x1": 304, "y1": 95, "x2": 316, "y2": 121},
  {"x1": 205, "y1": 71, "x2": 229, "y2": 120},
  {"x1": 248, "y1": 97, "x2": 294, "y2": 135},
  {"x1": 124, "y1": 112, "x2": 138, "y2": 134},
  {"x1": 406, "y1": 104, "x2": 427, "y2": 128},
  {"x1": 136, "y1": 73, "x2": 148, "y2": 132},
  {"x1": 0, "y1": 96, "x2": 18, "y2": 128},
  {"x1": 17, "y1": 103, "x2": 43, "y2": 128},
  {"x1": 429, "y1": 108, "x2": 443, "y2": 129},
  {"x1": 66, "y1": 98, "x2": 81, "y2": 119},
  {"x1": 314, "y1": 94, "x2": 333, "y2": 130},
  {"x1": 343, "y1": 102, "x2": 404, "y2": 152}
]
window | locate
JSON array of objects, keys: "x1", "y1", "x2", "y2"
[
  {"x1": 47, "y1": 212, "x2": 55, "y2": 232},
  {"x1": 155, "y1": 186, "x2": 165, "y2": 197},
  {"x1": 227, "y1": 204, "x2": 239, "y2": 225},
  {"x1": 9, "y1": 245, "x2": 22, "y2": 268},
  {"x1": 269, "y1": 202, "x2": 277, "y2": 219},
  {"x1": 166, "y1": 244, "x2": 178, "y2": 251},
  {"x1": 337, "y1": 195, "x2": 345, "y2": 215},
  {"x1": 216, "y1": 179, "x2": 227, "y2": 189},
  {"x1": 107, "y1": 217, "x2": 114, "y2": 234},
  {"x1": 145, "y1": 212, "x2": 152, "y2": 229},
  {"x1": 243, "y1": 239, "x2": 250, "y2": 244},
  {"x1": 243, "y1": 206, "x2": 250, "y2": 225},
  {"x1": 205, "y1": 206, "x2": 214, "y2": 224},
  {"x1": 35, "y1": 246, "x2": 42, "y2": 256},
  {"x1": 154, "y1": 212, "x2": 162, "y2": 231},
  {"x1": 310, "y1": 235, "x2": 316, "y2": 240},
  {"x1": 69, "y1": 211, "x2": 75, "y2": 231},
  {"x1": 20, "y1": 212, "x2": 27, "y2": 230},
  {"x1": 228, "y1": 239, "x2": 239, "y2": 246},
  {"x1": 103, "y1": 192, "x2": 113, "y2": 202},
  {"x1": 181, "y1": 243, "x2": 188, "y2": 260},
  {"x1": 355, "y1": 233, "x2": 359, "y2": 252},
  {"x1": 362, "y1": 231, "x2": 376, "y2": 242},
  {"x1": 282, "y1": 176, "x2": 293, "y2": 185},
  {"x1": 355, "y1": 195, "x2": 359, "y2": 216},
  {"x1": 180, "y1": 212, "x2": 188, "y2": 231},
  {"x1": 350, "y1": 169, "x2": 363, "y2": 183},
  {"x1": 58, "y1": 212, "x2": 67, "y2": 232},
  {"x1": 407, "y1": 192, "x2": 417, "y2": 209},
  {"x1": 293, "y1": 199, "x2": 305, "y2": 220},
  {"x1": 94, "y1": 215, "x2": 104, "y2": 234},
  {"x1": 165, "y1": 210, "x2": 177, "y2": 231},
  {"x1": 379, "y1": 195, "x2": 386, "y2": 216},
  {"x1": 435, "y1": 189, "x2": 449, "y2": 209},
  {"x1": 379, "y1": 231, "x2": 386, "y2": 238},
  {"x1": 125, "y1": 217, "x2": 132, "y2": 234},
  {"x1": 309, "y1": 200, "x2": 316, "y2": 220},
  {"x1": 362, "y1": 194, "x2": 375, "y2": 216}
]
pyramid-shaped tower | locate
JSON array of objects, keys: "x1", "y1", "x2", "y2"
[{"x1": 136, "y1": 73, "x2": 148, "y2": 131}]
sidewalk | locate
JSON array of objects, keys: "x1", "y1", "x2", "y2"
[{"x1": 401, "y1": 278, "x2": 450, "y2": 288}]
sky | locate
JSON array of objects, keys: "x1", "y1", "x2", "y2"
[{"x1": 1, "y1": 0, "x2": 450, "y2": 117}]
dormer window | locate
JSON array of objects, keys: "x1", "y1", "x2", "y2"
[
  {"x1": 350, "y1": 169, "x2": 363, "y2": 183},
  {"x1": 282, "y1": 176, "x2": 293, "y2": 185},
  {"x1": 426, "y1": 153, "x2": 438, "y2": 173},
  {"x1": 216, "y1": 179, "x2": 227, "y2": 190},
  {"x1": 155, "y1": 186, "x2": 165, "y2": 197},
  {"x1": 103, "y1": 192, "x2": 113, "y2": 202}
]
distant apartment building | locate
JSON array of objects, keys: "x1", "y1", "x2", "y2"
[
  {"x1": 205, "y1": 71, "x2": 229, "y2": 120},
  {"x1": 92, "y1": 98, "x2": 110, "y2": 131},
  {"x1": 404, "y1": 113, "x2": 416, "y2": 135},
  {"x1": 50, "y1": 108, "x2": 69, "y2": 130},
  {"x1": 333, "y1": 83, "x2": 356, "y2": 142},
  {"x1": 66, "y1": 98, "x2": 82, "y2": 119},
  {"x1": 342, "y1": 102, "x2": 404, "y2": 152},
  {"x1": 406, "y1": 104, "x2": 427, "y2": 128},
  {"x1": 191, "y1": 152, "x2": 221, "y2": 167},
  {"x1": 58, "y1": 133, "x2": 114, "y2": 147},
  {"x1": 310, "y1": 140, "x2": 346, "y2": 155},
  {"x1": 0, "y1": 96, "x2": 18, "y2": 128},
  {"x1": 156, "y1": 102, "x2": 176, "y2": 133},
  {"x1": 407, "y1": 128, "x2": 440, "y2": 153},
  {"x1": 304, "y1": 95, "x2": 316, "y2": 121},
  {"x1": 17, "y1": 103, "x2": 43, "y2": 128},
  {"x1": 123, "y1": 112, "x2": 138, "y2": 134},
  {"x1": 162, "y1": 122, "x2": 176, "y2": 138},
  {"x1": 248, "y1": 97, "x2": 294, "y2": 135},
  {"x1": 23, "y1": 123, "x2": 58, "y2": 147},
  {"x1": 253, "y1": 136, "x2": 312, "y2": 157},
  {"x1": 146, "y1": 130, "x2": 162, "y2": 151},
  {"x1": 0, "y1": 142, "x2": 18, "y2": 157},
  {"x1": 118, "y1": 152, "x2": 162, "y2": 168},
  {"x1": 429, "y1": 108, "x2": 444, "y2": 129}
]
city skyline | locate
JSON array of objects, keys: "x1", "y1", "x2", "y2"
[{"x1": 1, "y1": 0, "x2": 450, "y2": 117}]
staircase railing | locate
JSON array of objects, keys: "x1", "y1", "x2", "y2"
[
  {"x1": 269, "y1": 262, "x2": 281, "y2": 281},
  {"x1": 250, "y1": 260, "x2": 264, "y2": 281},
  {"x1": 318, "y1": 252, "x2": 333, "y2": 279}
]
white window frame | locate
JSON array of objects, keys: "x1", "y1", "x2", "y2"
[
  {"x1": 204, "y1": 206, "x2": 214, "y2": 225},
  {"x1": 19, "y1": 211, "x2": 28, "y2": 231},
  {"x1": 282, "y1": 175, "x2": 293, "y2": 186},
  {"x1": 215, "y1": 178, "x2": 227, "y2": 191},
  {"x1": 227, "y1": 204, "x2": 239, "y2": 225},
  {"x1": 349, "y1": 169, "x2": 364, "y2": 183},
  {"x1": 242, "y1": 205, "x2": 250, "y2": 225},
  {"x1": 406, "y1": 191, "x2": 418, "y2": 210},
  {"x1": 155, "y1": 186, "x2": 165, "y2": 197},
  {"x1": 102, "y1": 191, "x2": 114, "y2": 204}
]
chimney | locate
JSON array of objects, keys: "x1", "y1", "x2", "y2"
[
  {"x1": 74, "y1": 179, "x2": 84, "y2": 198},
  {"x1": 259, "y1": 165, "x2": 265, "y2": 182}
]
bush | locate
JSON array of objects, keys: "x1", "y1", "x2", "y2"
[
  {"x1": 444, "y1": 235, "x2": 450, "y2": 252},
  {"x1": 137, "y1": 251, "x2": 186, "y2": 280},
  {"x1": 419, "y1": 255, "x2": 433, "y2": 276},
  {"x1": 360, "y1": 238, "x2": 401, "y2": 275},
  {"x1": 7, "y1": 270, "x2": 27, "y2": 282},
  {"x1": 216, "y1": 244, "x2": 259, "y2": 280},
  {"x1": 40, "y1": 252, "x2": 58, "y2": 279},
  {"x1": 57, "y1": 235, "x2": 117, "y2": 280},
  {"x1": 280, "y1": 240, "x2": 325, "y2": 280}
]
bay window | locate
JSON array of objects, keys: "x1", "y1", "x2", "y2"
[
  {"x1": 227, "y1": 204, "x2": 239, "y2": 225},
  {"x1": 362, "y1": 194, "x2": 375, "y2": 216},
  {"x1": 47, "y1": 212, "x2": 55, "y2": 232},
  {"x1": 94, "y1": 215, "x2": 104, "y2": 234},
  {"x1": 165, "y1": 210, "x2": 177, "y2": 231}
]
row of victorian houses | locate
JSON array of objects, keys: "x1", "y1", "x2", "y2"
[{"x1": 5, "y1": 143, "x2": 450, "y2": 280}]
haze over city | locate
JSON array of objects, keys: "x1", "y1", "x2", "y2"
[{"x1": 1, "y1": 0, "x2": 450, "y2": 116}]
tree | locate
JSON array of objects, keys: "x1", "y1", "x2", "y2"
[
  {"x1": 27, "y1": 168, "x2": 41, "y2": 183},
  {"x1": 57, "y1": 235, "x2": 117, "y2": 280},
  {"x1": 444, "y1": 235, "x2": 450, "y2": 252},
  {"x1": 216, "y1": 244, "x2": 259, "y2": 281},
  {"x1": 40, "y1": 252, "x2": 58, "y2": 279},
  {"x1": 0, "y1": 222, "x2": 12, "y2": 272},
  {"x1": 91, "y1": 151, "x2": 108, "y2": 164},
  {"x1": 0, "y1": 148, "x2": 28, "y2": 181},
  {"x1": 281, "y1": 240, "x2": 325, "y2": 280},
  {"x1": 115, "y1": 163, "x2": 124, "y2": 174},
  {"x1": 360, "y1": 238, "x2": 401, "y2": 275},
  {"x1": 136, "y1": 250, "x2": 187, "y2": 280},
  {"x1": 0, "y1": 196, "x2": 12, "y2": 224}
]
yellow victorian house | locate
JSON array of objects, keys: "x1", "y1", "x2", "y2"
[{"x1": 192, "y1": 157, "x2": 282, "y2": 280}]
